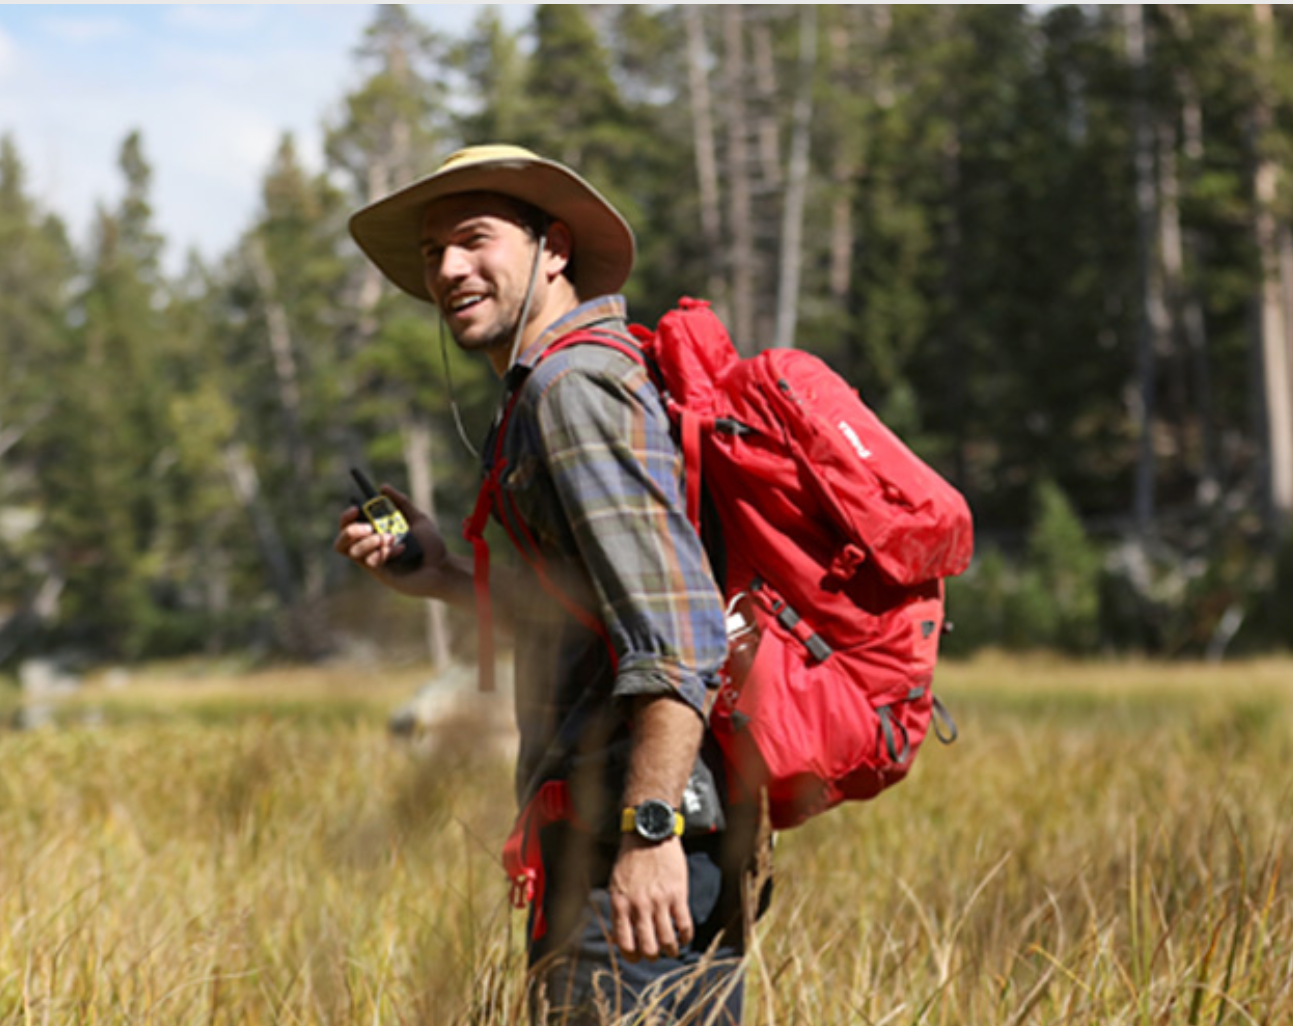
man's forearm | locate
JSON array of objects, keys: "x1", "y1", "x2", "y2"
[{"x1": 621, "y1": 693, "x2": 705, "y2": 810}]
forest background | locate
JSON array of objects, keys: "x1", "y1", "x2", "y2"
[{"x1": 2, "y1": 3, "x2": 1293, "y2": 677}]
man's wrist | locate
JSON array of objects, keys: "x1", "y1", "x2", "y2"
[{"x1": 621, "y1": 799, "x2": 685, "y2": 843}]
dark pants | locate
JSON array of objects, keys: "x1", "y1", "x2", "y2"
[{"x1": 527, "y1": 818, "x2": 761, "y2": 1025}]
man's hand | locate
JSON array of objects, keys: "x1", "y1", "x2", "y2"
[
  {"x1": 610, "y1": 694, "x2": 706, "y2": 961},
  {"x1": 333, "y1": 484, "x2": 464, "y2": 602},
  {"x1": 609, "y1": 834, "x2": 692, "y2": 961}
]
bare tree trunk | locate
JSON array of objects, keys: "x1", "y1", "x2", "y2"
[
  {"x1": 773, "y1": 5, "x2": 816, "y2": 350},
  {"x1": 1126, "y1": 4, "x2": 1169, "y2": 534},
  {"x1": 1179, "y1": 80, "x2": 1219, "y2": 505},
  {"x1": 401, "y1": 413, "x2": 452, "y2": 669},
  {"x1": 1275, "y1": 223, "x2": 1293, "y2": 519},
  {"x1": 1156, "y1": 119, "x2": 1190, "y2": 465},
  {"x1": 722, "y1": 6, "x2": 757, "y2": 353},
  {"x1": 1161, "y1": 5, "x2": 1221, "y2": 506},
  {"x1": 827, "y1": 13, "x2": 856, "y2": 306},
  {"x1": 245, "y1": 237, "x2": 328, "y2": 616},
  {"x1": 1253, "y1": 3, "x2": 1293, "y2": 530},
  {"x1": 247, "y1": 238, "x2": 310, "y2": 481},
  {"x1": 223, "y1": 443, "x2": 297, "y2": 608},
  {"x1": 749, "y1": 16, "x2": 782, "y2": 191},
  {"x1": 684, "y1": 7, "x2": 727, "y2": 308}
]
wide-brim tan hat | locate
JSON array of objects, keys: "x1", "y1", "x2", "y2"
[{"x1": 348, "y1": 144, "x2": 636, "y2": 304}]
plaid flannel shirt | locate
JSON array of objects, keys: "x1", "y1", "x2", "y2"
[{"x1": 486, "y1": 296, "x2": 728, "y2": 824}]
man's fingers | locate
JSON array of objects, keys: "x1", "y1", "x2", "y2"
[
  {"x1": 611, "y1": 892, "x2": 693, "y2": 962},
  {"x1": 610, "y1": 894, "x2": 640, "y2": 961},
  {"x1": 653, "y1": 902, "x2": 680, "y2": 960},
  {"x1": 631, "y1": 902, "x2": 661, "y2": 961},
  {"x1": 672, "y1": 895, "x2": 694, "y2": 951},
  {"x1": 334, "y1": 519, "x2": 394, "y2": 569},
  {"x1": 333, "y1": 518, "x2": 367, "y2": 557}
]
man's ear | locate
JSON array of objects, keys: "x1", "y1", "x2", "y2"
[{"x1": 544, "y1": 221, "x2": 573, "y2": 281}]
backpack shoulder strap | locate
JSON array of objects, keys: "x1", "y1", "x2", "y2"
[
  {"x1": 537, "y1": 328, "x2": 704, "y2": 531},
  {"x1": 542, "y1": 326, "x2": 648, "y2": 369}
]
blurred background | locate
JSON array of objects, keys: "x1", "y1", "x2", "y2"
[{"x1": 1, "y1": 4, "x2": 1291, "y2": 681}]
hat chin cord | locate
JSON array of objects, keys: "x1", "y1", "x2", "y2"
[
  {"x1": 504, "y1": 230, "x2": 548, "y2": 376},
  {"x1": 440, "y1": 230, "x2": 549, "y2": 459}
]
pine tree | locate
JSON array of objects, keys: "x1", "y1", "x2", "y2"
[
  {"x1": 0, "y1": 136, "x2": 76, "y2": 661},
  {"x1": 37, "y1": 131, "x2": 183, "y2": 657}
]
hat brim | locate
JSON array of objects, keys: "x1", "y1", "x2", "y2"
[{"x1": 348, "y1": 153, "x2": 635, "y2": 304}]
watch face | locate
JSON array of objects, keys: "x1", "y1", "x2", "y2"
[{"x1": 636, "y1": 800, "x2": 676, "y2": 841}]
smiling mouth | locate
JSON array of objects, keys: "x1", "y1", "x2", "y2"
[{"x1": 448, "y1": 294, "x2": 487, "y2": 314}]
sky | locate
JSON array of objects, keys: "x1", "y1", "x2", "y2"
[{"x1": 0, "y1": 4, "x2": 533, "y2": 275}]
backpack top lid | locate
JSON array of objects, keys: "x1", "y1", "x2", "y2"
[{"x1": 631, "y1": 298, "x2": 739, "y2": 415}]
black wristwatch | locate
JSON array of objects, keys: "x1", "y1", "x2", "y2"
[{"x1": 621, "y1": 799, "x2": 685, "y2": 843}]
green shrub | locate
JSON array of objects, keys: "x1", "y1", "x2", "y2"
[{"x1": 944, "y1": 480, "x2": 1101, "y2": 655}]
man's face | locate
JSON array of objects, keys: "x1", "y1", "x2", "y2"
[{"x1": 420, "y1": 193, "x2": 544, "y2": 354}]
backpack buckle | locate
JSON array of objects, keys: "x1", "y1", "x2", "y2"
[{"x1": 751, "y1": 579, "x2": 834, "y2": 663}]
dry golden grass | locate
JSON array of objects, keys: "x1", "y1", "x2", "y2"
[{"x1": 2, "y1": 655, "x2": 1291, "y2": 1024}]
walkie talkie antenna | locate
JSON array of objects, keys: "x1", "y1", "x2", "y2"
[{"x1": 351, "y1": 467, "x2": 378, "y2": 499}]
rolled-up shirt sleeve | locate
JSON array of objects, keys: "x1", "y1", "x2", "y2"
[{"x1": 531, "y1": 356, "x2": 727, "y2": 718}]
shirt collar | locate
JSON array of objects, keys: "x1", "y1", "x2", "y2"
[{"x1": 513, "y1": 294, "x2": 629, "y2": 372}]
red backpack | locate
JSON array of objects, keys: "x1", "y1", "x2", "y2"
[
  {"x1": 467, "y1": 298, "x2": 973, "y2": 833},
  {"x1": 629, "y1": 299, "x2": 972, "y2": 828}
]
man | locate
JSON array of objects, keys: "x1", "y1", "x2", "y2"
[{"x1": 334, "y1": 145, "x2": 759, "y2": 1024}]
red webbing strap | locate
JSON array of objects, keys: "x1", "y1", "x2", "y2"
[
  {"x1": 462, "y1": 387, "x2": 523, "y2": 695},
  {"x1": 546, "y1": 327, "x2": 644, "y2": 367},
  {"x1": 502, "y1": 779, "x2": 576, "y2": 942},
  {"x1": 462, "y1": 470, "x2": 500, "y2": 694},
  {"x1": 678, "y1": 405, "x2": 703, "y2": 532}
]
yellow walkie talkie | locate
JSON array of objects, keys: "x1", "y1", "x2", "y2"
[{"x1": 350, "y1": 468, "x2": 423, "y2": 572}]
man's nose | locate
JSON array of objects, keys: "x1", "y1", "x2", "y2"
[{"x1": 438, "y1": 244, "x2": 471, "y2": 281}]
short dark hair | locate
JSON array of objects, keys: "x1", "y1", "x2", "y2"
[
  {"x1": 502, "y1": 196, "x2": 553, "y2": 240},
  {"x1": 481, "y1": 193, "x2": 575, "y2": 285}
]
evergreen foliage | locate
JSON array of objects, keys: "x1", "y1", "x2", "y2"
[{"x1": 2, "y1": 4, "x2": 1293, "y2": 668}]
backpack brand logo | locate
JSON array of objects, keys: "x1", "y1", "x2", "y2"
[{"x1": 838, "y1": 420, "x2": 873, "y2": 461}]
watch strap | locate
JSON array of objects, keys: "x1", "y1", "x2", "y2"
[{"x1": 620, "y1": 804, "x2": 685, "y2": 837}]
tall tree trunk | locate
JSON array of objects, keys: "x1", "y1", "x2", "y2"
[
  {"x1": 773, "y1": 5, "x2": 816, "y2": 350},
  {"x1": 223, "y1": 443, "x2": 297, "y2": 609},
  {"x1": 245, "y1": 240, "x2": 330, "y2": 620},
  {"x1": 1126, "y1": 4, "x2": 1169, "y2": 534},
  {"x1": 1159, "y1": 6, "x2": 1218, "y2": 505},
  {"x1": 826, "y1": 13, "x2": 856, "y2": 308},
  {"x1": 1274, "y1": 221, "x2": 1293, "y2": 523},
  {"x1": 247, "y1": 238, "x2": 310, "y2": 485},
  {"x1": 1253, "y1": 3, "x2": 1293, "y2": 532},
  {"x1": 401, "y1": 412, "x2": 452, "y2": 669},
  {"x1": 722, "y1": 6, "x2": 756, "y2": 353},
  {"x1": 1179, "y1": 77, "x2": 1219, "y2": 505},
  {"x1": 750, "y1": 15, "x2": 782, "y2": 192},
  {"x1": 684, "y1": 7, "x2": 726, "y2": 308}
]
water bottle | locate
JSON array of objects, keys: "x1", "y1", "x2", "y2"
[{"x1": 723, "y1": 593, "x2": 760, "y2": 690}]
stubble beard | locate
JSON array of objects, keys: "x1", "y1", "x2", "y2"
[{"x1": 445, "y1": 299, "x2": 521, "y2": 357}]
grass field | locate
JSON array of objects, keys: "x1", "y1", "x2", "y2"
[{"x1": 2, "y1": 654, "x2": 1291, "y2": 1024}]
